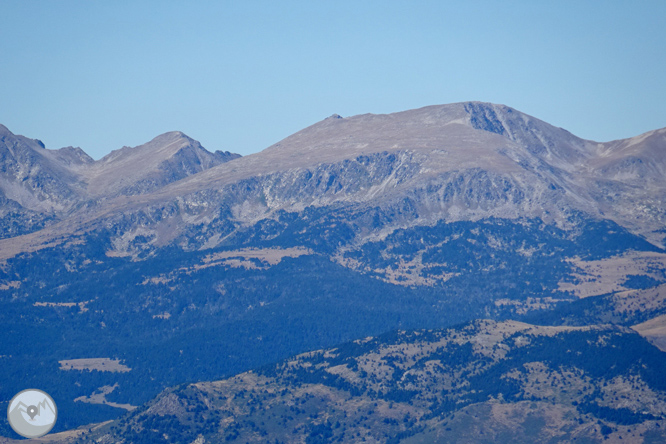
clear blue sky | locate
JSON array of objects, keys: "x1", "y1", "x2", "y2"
[{"x1": 1, "y1": 1, "x2": 665, "y2": 158}]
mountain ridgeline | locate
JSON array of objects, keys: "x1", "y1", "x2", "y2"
[
  {"x1": 0, "y1": 102, "x2": 665, "y2": 442},
  {"x1": 0, "y1": 125, "x2": 239, "y2": 239}
]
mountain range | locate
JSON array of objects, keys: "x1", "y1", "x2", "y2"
[
  {"x1": 2, "y1": 103, "x2": 665, "y2": 256},
  {"x1": 0, "y1": 102, "x2": 665, "y2": 442}
]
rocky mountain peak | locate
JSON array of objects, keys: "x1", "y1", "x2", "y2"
[
  {"x1": 0, "y1": 124, "x2": 47, "y2": 153},
  {"x1": 0, "y1": 124, "x2": 87, "y2": 216},
  {"x1": 51, "y1": 146, "x2": 94, "y2": 166},
  {"x1": 149, "y1": 130, "x2": 194, "y2": 145},
  {"x1": 84, "y1": 130, "x2": 240, "y2": 197},
  {"x1": 0, "y1": 123, "x2": 22, "y2": 141},
  {"x1": 100, "y1": 130, "x2": 196, "y2": 163},
  {"x1": 255, "y1": 101, "x2": 590, "y2": 177}
]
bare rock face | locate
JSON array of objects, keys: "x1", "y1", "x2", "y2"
[
  {"x1": 49, "y1": 146, "x2": 94, "y2": 167},
  {"x1": 463, "y1": 102, "x2": 591, "y2": 167},
  {"x1": 0, "y1": 125, "x2": 91, "y2": 238},
  {"x1": 0, "y1": 124, "x2": 87, "y2": 212}
]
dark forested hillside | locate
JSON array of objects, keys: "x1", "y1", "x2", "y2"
[{"x1": 79, "y1": 320, "x2": 666, "y2": 443}]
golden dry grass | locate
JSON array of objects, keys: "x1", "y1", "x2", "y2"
[{"x1": 58, "y1": 358, "x2": 131, "y2": 373}]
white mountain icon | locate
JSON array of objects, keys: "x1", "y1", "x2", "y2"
[{"x1": 7, "y1": 390, "x2": 57, "y2": 438}]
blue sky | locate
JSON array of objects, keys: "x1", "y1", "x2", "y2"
[{"x1": 1, "y1": 1, "x2": 665, "y2": 158}]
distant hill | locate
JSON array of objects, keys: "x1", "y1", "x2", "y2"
[{"x1": 79, "y1": 320, "x2": 666, "y2": 443}]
